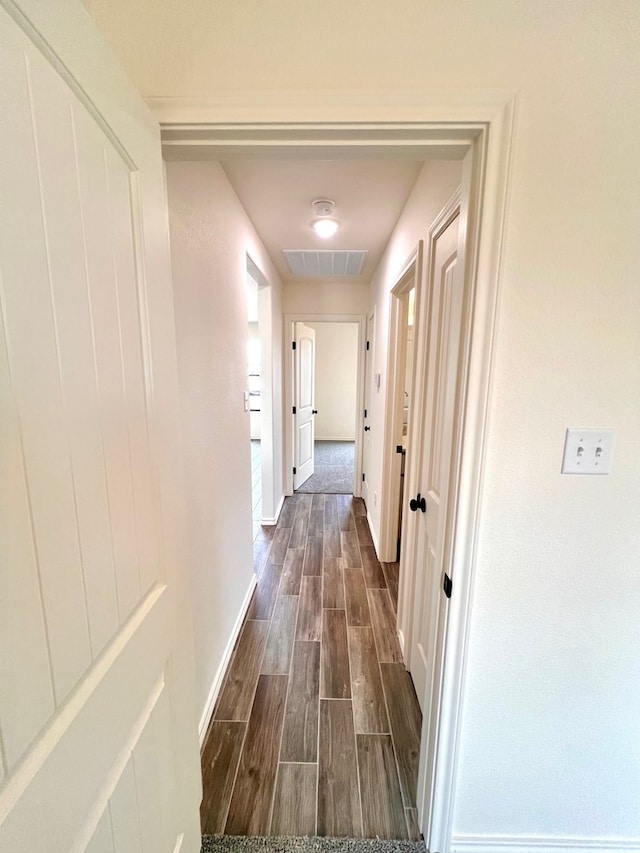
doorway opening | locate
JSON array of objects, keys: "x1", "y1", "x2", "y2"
[
  {"x1": 380, "y1": 249, "x2": 422, "y2": 565},
  {"x1": 167, "y1": 106, "x2": 515, "y2": 852},
  {"x1": 285, "y1": 314, "x2": 367, "y2": 498},
  {"x1": 293, "y1": 321, "x2": 359, "y2": 494}
]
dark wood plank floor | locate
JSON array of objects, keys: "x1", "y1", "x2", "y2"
[{"x1": 200, "y1": 493, "x2": 421, "y2": 838}]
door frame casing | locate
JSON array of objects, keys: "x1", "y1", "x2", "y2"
[
  {"x1": 378, "y1": 245, "x2": 422, "y2": 565},
  {"x1": 246, "y1": 255, "x2": 279, "y2": 524},
  {"x1": 402, "y1": 188, "x2": 467, "y2": 846},
  {"x1": 284, "y1": 314, "x2": 367, "y2": 497},
  {"x1": 155, "y1": 94, "x2": 517, "y2": 853},
  {"x1": 361, "y1": 308, "x2": 376, "y2": 510}
]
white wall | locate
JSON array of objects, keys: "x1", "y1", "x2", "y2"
[
  {"x1": 166, "y1": 161, "x2": 284, "y2": 730},
  {"x1": 269, "y1": 8, "x2": 640, "y2": 845},
  {"x1": 85, "y1": 1, "x2": 640, "y2": 846},
  {"x1": 284, "y1": 280, "x2": 370, "y2": 315},
  {"x1": 307, "y1": 323, "x2": 359, "y2": 441}
]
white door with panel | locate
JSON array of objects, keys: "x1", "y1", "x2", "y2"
[
  {"x1": 407, "y1": 205, "x2": 463, "y2": 713},
  {"x1": 361, "y1": 314, "x2": 375, "y2": 507},
  {"x1": 293, "y1": 322, "x2": 316, "y2": 490},
  {"x1": 0, "y1": 2, "x2": 201, "y2": 852}
]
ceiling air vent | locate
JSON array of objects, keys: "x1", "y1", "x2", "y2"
[{"x1": 283, "y1": 250, "x2": 367, "y2": 277}]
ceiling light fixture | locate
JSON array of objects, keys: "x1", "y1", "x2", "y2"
[
  {"x1": 311, "y1": 198, "x2": 340, "y2": 239},
  {"x1": 312, "y1": 218, "x2": 339, "y2": 239}
]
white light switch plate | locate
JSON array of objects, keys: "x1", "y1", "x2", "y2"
[{"x1": 562, "y1": 428, "x2": 615, "y2": 474}]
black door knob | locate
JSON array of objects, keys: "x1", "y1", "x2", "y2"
[
  {"x1": 364, "y1": 426, "x2": 371, "y2": 431},
  {"x1": 312, "y1": 409, "x2": 318, "y2": 414},
  {"x1": 409, "y1": 493, "x2": 426, "y2": 513}
]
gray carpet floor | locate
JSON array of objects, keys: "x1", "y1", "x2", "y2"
[
  {"x1": 296, "y1": 441, "x2": 355, "y2": 494},
  {"x1": 202, "y1": 838, "x2": 425, "y2": 853}
]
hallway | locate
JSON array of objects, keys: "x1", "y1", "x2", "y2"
[{"x1": 200, "y1": 494, "x2": 421, "y2": 839}]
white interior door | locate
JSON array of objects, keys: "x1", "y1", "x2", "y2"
[
  {"x1": 361, "y1": 313, "x2": 375, "y2": 506},
  {"x1": 293, "y1": 322, "x2": 316, "y2": 489},
  {"x1": 408, "y1": 207, "x2": 462, "y2": 712},
  {"x1": 0, "y1": 2, "x2": 201, "y2": 851}
]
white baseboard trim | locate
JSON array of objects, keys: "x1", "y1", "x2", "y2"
[
  {"x1": 366, "y1": 510, "x2": 380, "y2": 555},
  {"x1": 198, "y1": 573, "x2": 257, "y2": 748},
  {"x1": 398, "y1": 627, "x2": 406, "y2": 656},
  {"x1": 261, "y1": 493, "x2": 284, "y2": 527},
  {"x1": 316, "y1": 436, "x2": 356, "y2": 442},
  {"x1": 450, "y1": 835, "x2": 640, "y2": 853}
]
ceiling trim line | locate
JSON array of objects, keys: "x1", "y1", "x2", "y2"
[{"x1": 145, "y1": 87, "x2": 514, "y2": 125}]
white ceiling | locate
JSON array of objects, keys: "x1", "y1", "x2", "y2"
[
  {"x1": 80, "y1": 0, "x2": 427, "y2": 285},
  {"x1": 221, "y1": 159, "x2": 423, "y2": 284}
]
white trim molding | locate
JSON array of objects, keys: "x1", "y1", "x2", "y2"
[
  {"x1": 146, "y1": 87, "x2": 514, "y2": 128},
  {"x1": 261, "y1": 493, "x2": 284, "y2": 527},
  {"x1": 451, "y1": 835, "x2": 640, "y2": 853},
  {"x1": 198, "y1": 574, "x2": 257, "y2": 747},
  {"x1": 379, "y1": 244, "x2": 422, "y2": 564},
  {"x1": 366, "y1": 510, "x2": 380, "y2": 555}
]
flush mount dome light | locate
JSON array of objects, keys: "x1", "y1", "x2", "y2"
[
  {"x1": 312, "y1": 218, "x2": 340, "y2": 238},
  {"x1": 311, "y1": 198, "x2": 340, "y2": 239}
]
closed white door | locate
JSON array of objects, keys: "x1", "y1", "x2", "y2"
[
  {"x1": 293, "y1": 322, "x2": 316, "y2": 489},
  {"x1": 0, "y1": 2, "x2": 201, "y2": 851},
  {"x1": 408, "y1": 207, "x2": 463, "y2": 711},
  {"x1": 362, "y1": 314, "x2": 375, "y2": 506}
]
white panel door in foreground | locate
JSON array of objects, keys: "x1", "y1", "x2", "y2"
[{"x1": 0, "y1": 2, "x2": 201, "y2": 851}]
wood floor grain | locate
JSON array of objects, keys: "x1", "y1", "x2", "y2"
[
  {"x1": 341, "y1": 531, "x2": 362, "y2": 567},
  {"x1": 309, "y1": 508, "x2": 325, "y2": 538},
  {"x1": 214, "y1": 620, "x2": 269, "y2": 721},
  {"x1": 247, "y1": 561, "x2": 283, "y2": 621},
  {"x1": 278, "y1": 497, "x2": 298, "y2": 528},
  {"x1": 405, "y1": 808, "x2": 422, "y2": 841},
  {"x1": 380, "y1": 662, "x2": 421, "y2": 807},
  {"x1": 321, "y1": 610, "x2": 351, "y2": 699},
  {"x1": 323, "y1": 526, "x2": 341, "y2": 561},
  {"x1": 355, "y1": 515, "x2": 374, "y2": 547},
  {"x1": 298, "y1": 494, "x2": 313, "y2": 513},
  {"x1": 367, "y1": 589, "x2": 402, "y2": 663},
  {"x1": 280, "y1": 641, "x2": 320, "y2": 762},
  {"x1": 361, "y1": 545, "x2": 387, "y2": 589},
  {"x1": 352, "y1": 497, "x2": 367, "y2": 517},
  {"x1": 200, "y1": 721, "x2": 246, "y2": 834},
  {"x1": 225, "y1": 675, "x2": 288, "y2": 835},
  {"x1": 357, "y1": 734, "x2": 407, "y2": 839},
  {"x1": 323, "y1": 556, "x2": 345, "y2": 610},
  {"x1": 270, "y1": 763, "x2": 317, "y2": 836},
  {"x1": 324, "y1": 495, "x2": 338, "y2": 529},
  {"x1": 289, "y1": 509, "x2": 310, "y2": 549},
  {"x1": 336, "y1": 495, "x2": 355, "y2": 531},
  {"x1": 381, "y1": 561, "x2": 400, "y2": 611},
  {"x1": 261, "y1": 596, "x2": 299, "y2": 675},
  {"x1": 269, "y1": 527, "x2": 293, "y2": 564},
  {"x1": 279, "y1": 548, "x2": 305, "y2": 595},
  {"x1": 202, "y1": 492, "x2": 424, "y2": 840},
  {"x1": 344, "y1": 568, "x2": 371, "y2": 627},
  {"x1": 348, "y1": 627, "x2": 389, "y2": 733},
  {"x1": 303, "y1": 536, "x2": 323, "y2": 576},
  {"x1": 253, "y1": 537, "x2": 272, "y2": 575},
  {"x1": 317, "y1": 700, "x2": 362, "y2": 837},
  {"x1": 296, "y1": 576, "x2": 322, "y2": 642}
]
